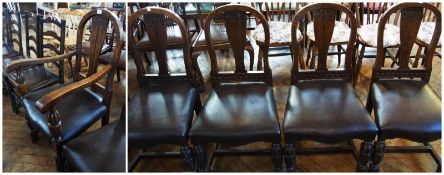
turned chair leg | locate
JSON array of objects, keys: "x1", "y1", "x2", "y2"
[
  {"x1": 194, "y1": 144, "x2": 209, "y2": 172},
  {"x1": 284, "y1": 144, "x2": 296, "y2": 172},
  {"x1": 369, "y1": 138, "x2": 385, "y2": 172},
  {"x1": 25, "y1": 114, "x2": 38, "y2": 142},
  {"x1": 246, "y1": 46, "x2": 254, "y2": 71},
  {"x1": 337, "y1": 45, "x2": 342, "y2": 67},
  {"x1": 181, "y1": 145, "x2": 195, "y2": 171},
  {"x1": 55, "y1": 145, "x2": 67, "y2": 172},
  {"x1": 272, "y1": 143, "x2": 283, "y2": 172},
  {"x1": 356, "y1": 140, "x2": 372, "y2": 172},
  {"x1": 413, "y1": 45, "x2": 423, "y2": 68}
]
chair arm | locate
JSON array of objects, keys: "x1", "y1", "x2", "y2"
[
  {"x1": 6, "y1": 51, "x2": 76, "y2": 72},
  {"x1": 35, "y1": 64, "x2": 112, "y2": 113}
]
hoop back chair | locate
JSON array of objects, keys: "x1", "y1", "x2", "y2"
[
  {"x1": 284, "y1": 3, "x2": 378, "y2": 172},
  {"x1": 127, "y1": 7, "x2": 202, "y2": 172},
  {"x1": 366, "y1": 3, "x2": 441, "y2": 172},
  {"x1": 6, "y1": 9, "x2": 124, "y2": 171},
  {"x1": 189, "y1": 4, "x2": 282, "y2": 172}
]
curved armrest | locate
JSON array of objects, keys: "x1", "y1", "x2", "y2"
[
  {"x1": 35, "y1": 65, "x2": 112, "y2": 113},
  {"x1": 6, "y1": 51, "x2": 76, "y2": 72}
]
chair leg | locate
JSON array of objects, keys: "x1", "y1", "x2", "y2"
[
  {"x1": 55, "y1": 144, "x2": 66, "y2": 172},
  {"x1": 257, "y1": 47, "x2": 263, "y2": 71},
  {"x1": 355, "y1": 45, "x2": 366, "y2": 83},
  {"x1": 194, "y1": 97, "x2": 202, "y2": 115},
  {"x1": 194, "y1": 144, "x2": 209, "y2": 172},
  {"x1": 116, "y1": 69, "x2": 121, "y2": 82},
  {"x1": 310, "y1": 44, "x2": 317, "y2": 69},
  {"x1": 306, "y1": 40, "x2": 313, "y2": 66},
  {"x1": 9, "y1": 92, "x2": 20, "y2": 114},
  {"x1": 25, "y1": 114, "x2": 38, "y2": 142},
  {"x1": 366, "y1": 87, "x2": 374, "y2": 114},
  {"x1": 181, "y1": 145, "x2": 195, "y2": 171},
  {"x1": 413, "y1": 45, "x2": 423, "y2": 68},
  {"x1": 369, "y1": 138, "x2": 385, "y2": 172},
  {"x1": 337, "y1": 45, "x2": 342, "y2": 67},
  {"x1": 272, "y1": 143, "x2": 282, "y2": 172},
  {"x1": 246, "y1": 46, "x2": 254, "y2": 71},
  {"x1": 284, "y1": 144, "x2": 296, "y2": 172},
  {"x1": 356, "y1": 140, "x2": 372, "y2": 172}
]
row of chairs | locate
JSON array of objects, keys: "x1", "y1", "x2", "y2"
[
  {"x1": 127, "y1": 3, "x2": 441, "y2": 172},
  {"x1": 2, "y1": 4, "x2": 126, "y2": 172}
]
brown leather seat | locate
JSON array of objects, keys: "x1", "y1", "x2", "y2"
[
  {"x1": 98, "y1": 50, "x2": 126, "y2": 69},
  {"x1": 63, "y1": 118, "x2": 125, "y2": 172},
  {"x1": 22, "y1": 84, "x2": 107, "y2": 143},
  {"x1": 284, "y1": 80, "x2": 378, "y2": 143},
  {"x1": 194, "y1": 24, "x2": 230, "y2": 46},
  {"x1": 128, "y1": 82, "x2": 199, "y2": 148},
  {"x1": 370, "y1": 80, "x2": 441, "y2": 142},
  {"x1": 190, "y1": 82, "x2": 281, "y2": 145}
]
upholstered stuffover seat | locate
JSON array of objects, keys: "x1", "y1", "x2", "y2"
[
  {"x1": 190, "y1": 82, "x2": 281, "y2": 145},
  {"x1": 6, "y1": 65, "x2": 59, "y2": 92},
  {"x1": 307, "y1": 21, "x2": 351, "y2": 43},
  {"x1": 371, "y1": 80, "x2": 441, "y2": 142},
  {"x1": 284, "y1": 80, "x2": 378, "y2": 143},
  {"x1": 128, "y1": 82, "x2": 199, "y2": 148},
  {"x1": 358, "y1": 23, "x2": 401, "y2": 47},
  {"x1": 194, "y1": 24, "x2": 233, "y2": 46},
  {"x1": 63, "y1": 118, "x2": 126, "y2": 172},
  {"x1": 253, "y1": 21, "x2": 303, "y2": 44},
  {"x1": 23, "y1": 84, "x2": 107, "y2": 143},
  {"x1": 136, "y1": 25, "x2": 184, "y2": 48},
  {"x1": 417, "y1": 22, "x2": 442, "y2": 45}
]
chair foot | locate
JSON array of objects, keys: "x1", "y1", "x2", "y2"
[
  {"x1": 9, "y1": 94, "x2": 20, "y2": 114},
  {"x1": 194, "y1": 144, "x2": 209, "y2": 172},
  {"x1": 369, "y1": 139, "x2": 385, "y2": 172},
  {"x1": 181, "y1": 146, "x2": 195, "y2": 171},
  {"x1": 437, "y1": 164, "x2": 441, "y2": 172},
  {"x1": 356, "y1": 140, "x2": 372, "y2": 172},
  {"x1": 284, "y1": 144, "x2": 296, "y2": 172},
  {"x1": 25, "y1": 116, "x2": 38, "y2": 142},
  {"x1": 272, "y1": 143, "x2": 282, "y2": 172}
]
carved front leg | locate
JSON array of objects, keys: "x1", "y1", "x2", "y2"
[
  {"x1": 284, "y1": 144, "x2": 296, "y2": 172},
  {"x1": 47, "y1": 107, "x2": 65, "y2": 171},
  {"x1": 272, "y1": 143, "x2": 283, "y2": 172},
  {"x1": 180, "y1": 145, "x2": 195, "y2": 171},
  {"x1": 194, "y1": 144, "x2": 209, "y2": 172},
  {"x1": 356, "y1": 140, "x2": 372, "y2": 172},
  {"x1": 25, "y1": 114, "x2": 38, "y2": 142},
  {"x1": 369, "y1": 139, "x2": 385, "y2": 172}
]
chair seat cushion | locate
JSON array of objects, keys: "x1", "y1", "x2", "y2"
[
  {"x1": 253, "y1": 21, "x2": 302, "y2": 44},
  {"x1": 358, "y1": 23, "x2": 400, "y2": 47},
  {"x1": 98, "y1": 50, "x2": 126, "y2": 69},
  {"x1": 6, "y1": 65, "x2": 59, "y2": 92},
  {"x1": 371, "y1": 80, "x2": 441, "y2": 142},
  {"x1": 136, "y1": 25, "x2": 184, "y2": 48},
  {"x1": 194, "y1": 24, "x2": 234, "y2": 46},
  {"x1": 417, "y1": 22, "x2": 442, "y2": 45},
  {"x1": 128, "y1": 83, "x2": 199, "y2": 148},
  {"x1": 284, "y1": 80, "x2": 378, "y2": 143},
  {"x1": 23, "y1": 84, "x2": 107, "y2": 143},
  {"x1": 189, "y1": 82, "x2": 281, "y2": 146},
  {"x1": 307, "y1": 21, "x2": 351, "y2": 43},
  {"x1": 63, "y1": 118, "x2": 125, "y2": 172}
]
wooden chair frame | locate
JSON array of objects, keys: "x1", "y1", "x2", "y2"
[{"x1": 366, "y1": 2, "x2": 441, "y2": 172}]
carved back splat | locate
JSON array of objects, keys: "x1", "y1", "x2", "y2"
[
  {"x1": 291, "y1": 3, "x2": 357, "y2": 84},
  {"x1": 204, "y1": 5, "x2": 271, "y2": 87},
  {"x1": 372, "y1": 3, "x2": 441, "y2": 82},
  {"x1": 128, "y1": 7, "x2": 199, "y2": 89}
]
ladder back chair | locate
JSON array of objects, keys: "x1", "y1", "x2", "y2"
[
  {"x1": 6, "y1": 9, "x2": 125, "y2": 171},
  {"x1": 127, "y1": 7, "x2": 202, "y2": 172},
  {"x1": 3, "y1": 8, "x2": 23, "y2": 58},
  {"x1": 189, "y1": 4, "x2": 282, "y2": 172},
  {"x1": 283, "y1": 3, "x2": 378, "y2": 172},
  {"x1": 366, "y1": 2, "x2": 441, "y2": 172}
]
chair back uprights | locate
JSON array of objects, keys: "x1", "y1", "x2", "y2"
[
  {"x1": 204, "y1": 4, "x2": 271, "y2": 87},
  {"x1": 372, "y1": 3, "x2": 441, "y2": 83},
  {"x1": 128, "y1": 7, "x2": 201, "y2": 89},
  {"x1": 8, "y1": 9, "x2": 23, "y2": 55},
  {"x1": 291, "y1": 3, "x2": 357, "y2": 84}
]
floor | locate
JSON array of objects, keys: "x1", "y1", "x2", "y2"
[
  {"x1": 2, "y1": 62, "x2": 126, "y2": 172},
  {"x1": 127, "y1": 31, "x2": 442, "y2": 172}
]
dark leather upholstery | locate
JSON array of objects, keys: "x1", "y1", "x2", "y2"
[
  {"x1": 7, "y1": 65, "x2": 59, "y2": 91},
  {"x1": 128, "y1": 82, "x2": 199, "y2": 148},
  {"x1": 189, "y1": 82, "x2": 281, "y2": 145},
  {"x1": 371, "y1": 80, "x2": 441, "y2": 142},
  {"x1": 23, "y1": 84, "x2": 107, "y2": 143},
  {"x1": 284, "y1": 80, "x2": 378, "y2": 143},
  {"x1": 136, "y1": 25, "x2": 184, "y2": 48},
  {"x1": 98, "y1": 50, "x2": 126, "y2": 69},
  {"x1": 63, "y1": 118, "x2": 125, "y2": 172}
]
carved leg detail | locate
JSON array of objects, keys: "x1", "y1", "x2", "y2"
[
  {"x1": 357, "y1": 140, "x2": 372, "y2": 172},
  {"x1": 272, "y1": 143, "x2": 283, "y2": 172},
  {"x1": 181, "y1": 146, "x2": 195, "y2": 171},
  {"x1": 284, "y1": 144, "x2": 296, "y2": 172},
  {"x1": 194, "y1": 144, "x2": 209, "y2": 172},
  {"x1": 369, "y1": 139, "x2": 385, "y2": 172}
]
